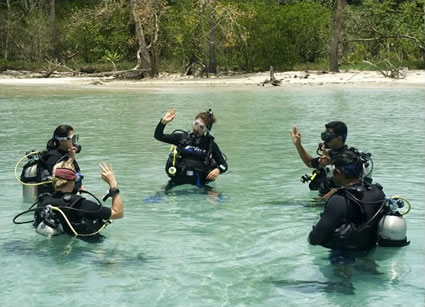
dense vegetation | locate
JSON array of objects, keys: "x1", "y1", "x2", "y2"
[{"x1": 0, "y1": 0, "x2": 424, "y2": 76}]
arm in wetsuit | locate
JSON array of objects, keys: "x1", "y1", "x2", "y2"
[
  {"x1": 211, "y1": 141, "x2": 228, "y2": 174},
  {"x1": 308, "y1": 194, "x2": 347, "y2": 245},
  {"x1": 154, "y1": 120, "x2": 184, "y2": 145}
]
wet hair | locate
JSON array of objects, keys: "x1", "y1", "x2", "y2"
[
  {"x1": 195, "y1": 109, "x2": 216, "y2": 130},
  {"x1": 333, "y1": 150, "x2": 363, "y2": 179},
  {"x1": 46, "y1": 125, "x2": 74, "y2": 150},
  {"x1": 325, "y1": 121, "x2": 347, "y2": 142}
]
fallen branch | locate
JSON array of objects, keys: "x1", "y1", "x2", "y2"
[
  {"x1": 259, "y1": 66, "x2": 282, "y2": 86},
  {"x1": 362, "y1": 60, "x2": 407, "y2": 79},
  {"x1": 86, "y1": 69, "x2": 149, "y2": 80}
]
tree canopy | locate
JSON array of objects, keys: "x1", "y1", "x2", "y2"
[{"x1": 0, "y1": 0, "x2": 423, "y2": 75}]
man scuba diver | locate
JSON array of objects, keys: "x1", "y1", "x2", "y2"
[
  {"x1": 154, "y1": 108, "x2": 228, "y2": 191},
  {"x1": 291, "y1": 121, "x2": 372, "y2": 199},
  {"x1": 308, "y1": 150, "x2": 385, "y2": 264},
  {"x1": 32, "y1": 148, "x2": 123, "y2": 240}
]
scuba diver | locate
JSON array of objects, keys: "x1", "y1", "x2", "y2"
[
  {"x1": 14, "y1": 148, "x2": 123, "y2": 240},
  {"x1": 154, "y1": 108, "x2": 228, "y2": 191},
  {"x1": 291, "y1": 121, "x2": 373, "y2": 200},
  {"x1": 18, "y1": 125, "x2": 84, "y2": 201},
  {"x1": 308, "y1": 151, "x2": 409, "y2": 265}
]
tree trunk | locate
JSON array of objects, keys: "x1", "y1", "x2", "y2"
[
  {"x1": 423, "y1": 4, "x2": 425, "y2": 64},
  {"x1": 4, "y1": 0, "x2": 11, "y2": 61},
  {"x1": 50, "y1": 0, "x2": 58, "y2": 59},
  {"x1": 208, "y1": 0, "x2": 217, "y2": 74},
  {"x1": 130, "y1": 0, "x2": 152, "y2": 76},
  {"x1": 329, "y1": 0, "x2": 346, "y2": 73}
]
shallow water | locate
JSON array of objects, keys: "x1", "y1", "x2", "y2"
[{"x1": 0, "y1": 84, "x2": 424, "y2": 307}]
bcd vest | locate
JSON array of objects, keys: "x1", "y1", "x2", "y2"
[
  {"x1": 35, "y1": 193, "x2": 106, "y2": 236},
  {"x1": 165, "y1": 132, "x2": 217, "y2": 179},
  {"x1": 321, "y1": 183, "x2": 385, "y2": 251}
]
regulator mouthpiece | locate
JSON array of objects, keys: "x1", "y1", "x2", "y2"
[{"x1": 75, "y1": 144, "x2": 82, "y2": 154}]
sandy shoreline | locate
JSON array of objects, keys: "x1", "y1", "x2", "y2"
[{"x1": 1, "y1": 70, "x2": 424, "y2": 88}]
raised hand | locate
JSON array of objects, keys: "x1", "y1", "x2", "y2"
[
  {"x1": 319, "y1": 145, "x2": 331, "y2": 166},
  {"x1": 99, "y1": 162, "x2": 118, "y2": 188},
  {"x1": 290, "y1": 126, "x2": 302, "y2": 146},
  {"x1": 161, "y1": 108, "x2": 177, "y2": 125}
]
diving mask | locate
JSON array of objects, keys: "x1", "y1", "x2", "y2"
[
  {"x1": 321, "y1": 130, "x2": 336, "y2": 143},
  {"x1": 192, "y1": 119, "x2": 207, "y2": 134},
  {"x1": 55, "y1": 133, "x2": 79, "y2": 145}
]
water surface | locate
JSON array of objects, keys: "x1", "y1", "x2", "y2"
[{"x1": 1, "y1": 84, "x2": 424, "y2": 307}]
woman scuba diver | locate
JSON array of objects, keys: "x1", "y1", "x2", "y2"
[
  {"x1": 154, "y1": 108, "x2": 228, "y2": 191},
  {"x1": 14, "y1": 147, "x2": 124, "y2": 241},
  {"x1": 20, "y1": 125, "x2": 84, "y2": 199}
]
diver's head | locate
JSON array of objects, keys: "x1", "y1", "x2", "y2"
[
  {"x1": 47, "y1": 125, "x2": 80, "y2": 153},
  {"x1": 52, "y1": 165, "x2": 77, "y2": 192},
  {"x1": 192, "y1": 109, "x2": 216, "y2": 135},
  {"x1": 321, "y1": 121, "x2": 347, "y2": 149},
  {"x1": 332, "y1": 151, "x2": 363, "y2": 186}
]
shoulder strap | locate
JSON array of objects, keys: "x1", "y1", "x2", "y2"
[
  {"x1": 344, "y1": 189, "x2": 385, "y2": 231},
  {"x1": 178, "y1": 131, "x2": 192, "y2": 147},
  {"x1": 344, "y1": 189, "x2": 366, "y2": 223},
  {"x1": 41, "y1": 193, "x2": 83, "y2": 209}
]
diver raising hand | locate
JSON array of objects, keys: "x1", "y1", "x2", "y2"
[
  {"x1": 154, "y1": 108, "x2": 228, "y2": 190},
  {"x1": 161, "y1": 108, "x2": 177, "y2": 125}
]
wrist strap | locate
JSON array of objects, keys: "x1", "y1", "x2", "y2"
[{"x1": 103, "y1": 188, "x2": 120, "y2": 201}]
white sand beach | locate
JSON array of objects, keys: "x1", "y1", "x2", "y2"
[{"x1": 1, "y1": 69, "x2": 424, "y2": 88}]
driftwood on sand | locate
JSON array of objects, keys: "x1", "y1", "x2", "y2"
[{"x1": 259, "y1": 66, "x2": 282, "y2": 86}]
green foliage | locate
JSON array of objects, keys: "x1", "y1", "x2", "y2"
[
  {"x1": 61, "y1": 1, "x2": 133, "y2": 64},
  {"x1": 0, "y1": 0, "x2": 423, "y2": 73},
  {"x1": 242, "y1": 1, "x2": 331, "y2": 71},
  {"x1": 344, "y1": 0, "x2": 424, "y2": 67}
]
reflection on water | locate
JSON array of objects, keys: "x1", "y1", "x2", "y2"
[
  {"x1": 0, "y1": 86, "x2": 424, "y2": 307},
  {"x1": 271, "y1": 278, "x2": 356, "y2": 295}
]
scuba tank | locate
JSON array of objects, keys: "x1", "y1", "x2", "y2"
[
  {"x1": 377, "y1": 196, "x2": 410, "y2": 247},
  {"x1": 16, "y1": 145, "x2": 83, "y2": 203},
  {"x1": 20, "y1": 151, "x2": 43, "y2": 203}
]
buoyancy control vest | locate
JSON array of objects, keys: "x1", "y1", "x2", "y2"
[
  {"x1": 321, "y1": 182, "x2": 385, "y2": 251},
  {"x1": 34, "y1": 193, "x2": 107, "y2": 237},
  {"x1": 165, "y1": 132, "x2": 217, "y2": 180}
]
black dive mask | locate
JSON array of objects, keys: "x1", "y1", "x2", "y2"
[{"x1": 321, "y1": 130, "x2": 336, "y2": 143}]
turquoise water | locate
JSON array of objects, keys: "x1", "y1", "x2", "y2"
[{"x1": 0, "y1": 84, "x2": 424, "y2": 307}]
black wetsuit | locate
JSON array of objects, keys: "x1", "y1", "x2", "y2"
[
  {"x1": 154, "y1": 121, "x2": 228, "y2": 188},
  {"x1": 36, "y1": 192, "x2": 111, "y2": 237},
  {"x1": 308, "y1": 182, "x2": 385, "y2": 251},
  {"x1": 37, "y1": 148, "x2": 82, "y2": 195}
]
